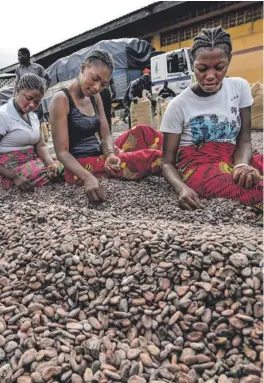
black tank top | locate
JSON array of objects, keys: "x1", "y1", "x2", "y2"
[{"x1": 61, "y1": 88, "x2": 102, "y2": 158}]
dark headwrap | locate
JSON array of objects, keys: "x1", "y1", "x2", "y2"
[{"x1": 85, "y1": 50, "x2": 114, "y2": 71}]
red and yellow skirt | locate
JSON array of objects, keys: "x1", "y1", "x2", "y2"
[
  {"x1": 65, "y1": 124, "x2": 163, "y2": 183},
  {"x1": 177, "y1": 141, "x2": 263, "y2": 209}
]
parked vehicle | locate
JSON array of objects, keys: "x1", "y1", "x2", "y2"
[{"x1": 151, "y1": 48, "x2": 195, "y2": 98}]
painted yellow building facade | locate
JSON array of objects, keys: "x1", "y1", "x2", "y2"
[{"x1": 149, "y1": 6, "x2": 263, "y2": 84}]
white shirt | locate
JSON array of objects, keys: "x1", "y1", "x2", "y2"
[
  {"x1": 0, "y1": 98, "x2": 40, "y2": 153},
  {"x1": 160, "y1": 77, "x2": 253, "y2": 147},
  {"x1": 15, "y1": 63, "x2": 46, "y2": 80}
]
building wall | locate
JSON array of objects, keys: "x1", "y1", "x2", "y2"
[
  {"x1": 0, "y1": 77, "x2": 15, "y2": 88},
  {"x1": 148, "y1": 4, "x2": 263, "y2": 84},
  {"x1": 227, "y1": 20, "x2": 263, "y2": 83}
]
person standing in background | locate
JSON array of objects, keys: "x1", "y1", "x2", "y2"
[
  {"x1": 100, "y1": 77, "x2": 116, "y2": 133},
  {"x1": 123, "y1": 72, "x2": 152, "y2": 128},
  {"x1": 14, "y1": 48, "x2": 51, "y2": 121},
  {"x1": 158, "y1": 81, "x2": 176, "y2": 99}
]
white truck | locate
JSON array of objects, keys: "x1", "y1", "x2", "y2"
[{"x1": 151, "y1": 48, "x2": 195, "y2": 97}]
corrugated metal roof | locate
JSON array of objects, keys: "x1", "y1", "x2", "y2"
[{"x1": 0, "y1": 73, "x2": 16, "y2": 78}]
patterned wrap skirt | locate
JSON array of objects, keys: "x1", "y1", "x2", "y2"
[
  {"x1": 65, "y1": 124, "x2": 163, "y2": 183},
  {"x1": 0, "y1": 148, "x2": 64, "y2": 190}
]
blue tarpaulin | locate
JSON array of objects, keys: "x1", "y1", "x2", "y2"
[{"x1": 46, "y1": 38, "x2": 155, "y2": 86}]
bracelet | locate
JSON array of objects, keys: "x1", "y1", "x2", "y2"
[
  {"x1": 104, "y1": 149, "x2": 115, "y2": 158},
  {"x1": 104, "y1": 149, "x2": 115, "y2": 155},
  {"x1": 233, "y1": 163, "x2": 249, "y2": 170}
]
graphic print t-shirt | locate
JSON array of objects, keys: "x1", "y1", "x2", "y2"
[{"x1": 160, "y1": 77, "x2": 253, "y2": 147}]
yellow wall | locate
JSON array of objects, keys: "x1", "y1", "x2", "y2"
[
  {"x1": 150, "y1": 19, "x2": 263, "y2": 83},
  {"x1": 229, "y1": 20, "x2": 263, "y2": 51},
  {"x1": 152, "y1": 34, "x2": 161, "y2": 51},
  {"x1": 228, "y1": 50, "x2": 263, "y2": 83},
  {"x1": 227, "y1": 20, "x2": 263, "y2": 83}
]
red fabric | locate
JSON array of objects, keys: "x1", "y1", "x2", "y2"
[
  {"x1": 65, "y1": 125, "x2": 163, "y2": 183},
  {"x1": 65, "y1": 125, "x2": 263, "y2": 210},
  {"x1": 177, "y1": 142, "x2": 263, "y2": 208},
  {"x1": 114, "y1": 124, "x2": 163, "y2": 152},
  {"x1": 143, "y1": 68, "x2": 151, "y2": 75}
]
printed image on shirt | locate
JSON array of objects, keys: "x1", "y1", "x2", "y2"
[{"x1": 190, "y1": 110, "x2": 240, "y2": 145}]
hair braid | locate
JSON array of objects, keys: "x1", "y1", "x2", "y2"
[
  {"x1": 17, "y1": 73, "x2": 45, "y2": 96},
  {"x1": 191, "y1": 27, "x2": 232, "y2": 59}
]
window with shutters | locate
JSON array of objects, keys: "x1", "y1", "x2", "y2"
[{"x1": 160, "y1": 3, "x2": 263, "y2": 47}]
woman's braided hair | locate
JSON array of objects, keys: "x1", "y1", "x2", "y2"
[
  {"x1": 84, "y1": 50, "x2": 114, "y2": 71},
  {"x1": 17, "y1": 73, "x2": 45, "y2": 96},
  {"x1": 191, "y1": 27, "x2": 232, "y2": 59}
]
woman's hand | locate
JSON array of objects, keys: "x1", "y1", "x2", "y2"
[
  {"x1": 104, "y1": 155, "x2": 121, "y2": 177},
  {"x1": 47, "y1": 162, "x2": 61, "y2": 180},
  {"x1": 178, "y1": 185, "x2": 205, "y2": 211},
  {"x1": 233, "y1": 165, "x2": 261, "y2": 189},
  {"x1": 84, "y1": 175, "x2": 105, "y2": 202},
  {"x1": 13, "y1": 175, "x2": 34, "y2": 192}
]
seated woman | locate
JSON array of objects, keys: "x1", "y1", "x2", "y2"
[
  {"x1": 0, "y1": 73, "x2": 63, "y2": 191},
  {"x1": 49, "y1": 50, "x2": 162, "y2": 202},
  {"x1": 161, "y1": 27, "x2": 263, "y2": 212}
]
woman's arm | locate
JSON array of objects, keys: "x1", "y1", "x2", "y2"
[
  {"x1": 94, "y1": 93, "x2": 121, "y2": 177},
  {"x1": 0, "y1": 135, "x2": 33, "y2": 190},
  {"x1": 0, "y1": 163, "x2": 18, "y2": 181},
  {"x1": 161, "y1": 98, "x2": 203, "y2": 210},
  {"x1": 0, "y1": 134, "x2": 17, "y2": 180},
  {"x1": 162, "y1": 133, "x2": 204, "y2": 211},
  {"x1": 49, "y1": 92, "x2": 104, "y2": 201},
  {"x1": 0, "y1": 163, "x2": 33, "y2": 190},
  {"x1": 233, "y1": 106, "x2": 260, "y2": 188},
  {"x1": 35, "y1": 132, "x2": 54, "y2": 167},
  {"x1": 95, "y1": 93, "x2": 115, "y2": 156},
  {"x1": 163, "y1": 133, "x2": 204, "y2": 211},
  {"x1": 234, "y1": 106, "x2": 252, "y2": 166},
  {"x1": 163, "y1": 133, "x2": 187, "y2": 193},
  {"x1": 49, "y1": 92, "x2": 94, "y2": 181}
]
